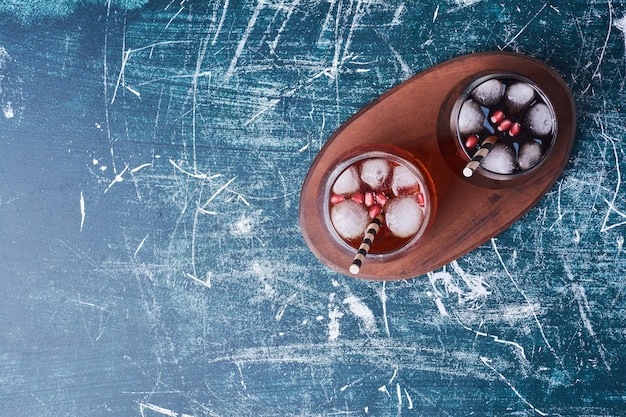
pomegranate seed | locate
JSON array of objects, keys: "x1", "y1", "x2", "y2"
[
  {"x1": 417, "y1": 193, "x2": 425, "y2": 207},
  {"x1": 330, "y1": 194, "x2": 344, "y2": 204},
  {"x1": 465, "y1": 134, "x2": 478, "y2": 148},
  {"x1": 364, "y1": 192, "x2": 375, "y2": 207},
  {"x1": 375, "y1": 192, "x2": 388, "y2": 206},
  {"x1": 509, "y1": 122, "x2": 521, "y2": 136},
  {"x1": 369, "y1": 204, "x2": 382, "y2": 218},
  {"x1": 497, "y1": 119, "x2": 512, "y2": 132},
  {"x1": 351, "y1": 192, "x2": 364, "y2": 204},
  {"x1": 490, "y1": 110, "x2": 505, "y2": 124}
]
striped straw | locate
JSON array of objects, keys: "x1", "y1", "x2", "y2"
[
  {"x1": 463, "y1": 135, "x2": 498, "y2": 177},
  {"x1": 349, "y1": 213, "x2": 384, "y2": 274}
]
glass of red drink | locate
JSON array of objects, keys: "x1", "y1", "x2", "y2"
[{"x1": 322, "y1": 145, "x2": 435, "y2": 259}]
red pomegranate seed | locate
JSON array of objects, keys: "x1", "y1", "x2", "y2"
[
  {"x1": 497, "y1": 119, "x2": 512, "y2": 132},
  {"x1": 417, "y1": 193, "x2": 425, "y2": 207},
  {"x1": 509, "y1": 122, "x2": 521, "y2": 136},
  {"x1": 330, "y1": 194, "x2": 345, "y2": 204},
  {"x1": 490, "y1": 110, "x2": 505, "y2": 124},
  {"x1": 364, "y1": 192, "x2": 375, "y2": 207},
  {"x1": 351, "y1": 192, "x2": 364, "y2": 204},
  {"x1": 369, "y1": 204, "x2": 382, "y2": 218},
  {"x1": 465, "y1": 134, "x2": 478, "y2": 148},
  {"x1": 375, "y1": 192, "x2": 388, "y2": 206}
]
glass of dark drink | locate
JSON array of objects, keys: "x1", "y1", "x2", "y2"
[{"x1": 453, "y1": 74, "x2": 557, "y2": 178}]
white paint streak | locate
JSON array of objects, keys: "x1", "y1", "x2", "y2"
[
  {"x1": 199, "y1": 176, "x2": 237, "y2": 214},
  {"x1": 563, "y1": 264, "x2": 610, "y2": 371},
  {"x1": 223, "y1": 0, "x2": 264, "y2": 84},
  {"x1": 269, "y1": 0, "x2": 300, "y2": 53},
  {"x1": 169, "y1": 159, "x2": 223, "y2": 180},
  {"x1": 340, "y1": 0, "x2": 366, "y2": 67},
  {"x1": 396, "y1": 383, "x2": 402, "y2": 414},
  {"x1": 391, "y1": 3, "x2": 405, "y2": 25},
  {"x1": 593, "y1": 2, "x2": 613, "y2": 81},
  {"x1": 130, "y1": 163, "x2": 152, "y2": 173},
  {"x1": 584, "y1": 1, "x2": 613, "y2": 93},
  {"x1": 164, "y1": 3, "x2": 184, "y2": 31},
  {"x1": 212, "y1": 0, "x2": 230, "y2": 45},
  {"x1": 139, "y1": 402, "x2": 192, "y2": 417},
  {"x1": 614, "y1": 15, "x2": 626, "y2": 55},
  {"x1": 388, "y1": 44, "x2": 412, "y2": 79},
  {"x1": 380, "y1": 281, "x2": 391, "y2": 337},
  {"x1": 185, "y1": 272, "x2": 211, "y2": 289},
  {"x1": 252, "y1": 262, "x2": 276, "y2": 298},
  {"x1": 104, "y1": 164, "x2": 128, "y2": 193},
  {"x1": 244, "y1": 98, "x2": 281, "y2": 126},
  {"x1": 76, "y1": 296, "x2": 107, "y2": 312},
  {"x1": 599, "y1": 125, "x2": 626, "y2": 232},
  {"x1": 328, "y1": 307, "x2": 342, "y2": 341},
  {"x1": 480, "y1": 357, "x2": 547, "y2": 416},
  {"x1": 328, "y1": 293, "x2": 343, "y2": 341},
  {"x1": 433, "y1": 295, "x2": 448, "y2": 316},
  {"x1": 455, "y1": 0, "x2": 482, "y2": 5},
  {"x1": 388, "y1": 367, "x2": 398, "y2": 385},
  {"x1": 455, "y1": 313, "x2": 527, "y2": 361},
  {"x1": 500, "y1": 3, "x2": 548, "y2": 50},
  {"x1": 236, "y1": 362, "x2": 247, "y2": 390},
  {"x1": 492, "y1": 239, "x2": 556, "y2": 357},
  {"x1": 79, "y1": 191, "x2": 85, "y2": 232},
  {"x1": 340, "y1": 375, "x2": 365, "y2": 392},
  {"x1": 404, "y1": 388, "x2": 413, "y2": 409},
  {"x1": 134, "y1": 234, "x2": 148, "y2": 257},
  {"x1": 548, "y1": 180, "x2": 564, "y2": 230},
  {"x1": 378, "y1": 385, "x2": 391, "y2": 397},
  {"x1": 343, "y1": 295, "x2": 377, "y2": 334},
  {"x1": 125, "y1": 85, "x2": 141, "y2": 98},
  {"x1": 111, "y1": 41, "x2": 192, "y2": 105},
  {"x1": 428, "y1": 261, "x2": 490, "y2": 306},
  {"x1": 275, "y1": 293, "x2": 297, "y2": 321},
  {"x1": 3, "y1": 101, "x2": 14, "y2": 119}
]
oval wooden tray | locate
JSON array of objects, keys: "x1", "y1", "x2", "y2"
[{"x1": 299, "y1": 51, "x2": 576, "y2": 280}]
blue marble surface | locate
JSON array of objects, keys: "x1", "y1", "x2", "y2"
[{"x1": 1, "y1": 1, "x2": 626, "y2": 415}]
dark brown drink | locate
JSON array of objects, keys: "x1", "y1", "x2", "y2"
[{"x1": 456, "y1": 76, "x2": 556, "y2": 176}]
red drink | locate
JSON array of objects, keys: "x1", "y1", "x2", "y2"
[{"x1": 324, "y1": 146, "x2": 434, "y2": 256}]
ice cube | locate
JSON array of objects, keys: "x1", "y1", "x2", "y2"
[
  {"x1": 471, "y1": 79, "x2": 504, "y2": 106},
  {"x1": 360, "y1": 159, "x2": 390, "y2": 190},
  {"x1": 333, "y1": 166, "x2": 360, "y2": 195},
  {"x1": 524, "y1": 103, "x2": 554, "y2": 137},
  {"x1": 504, "y1": 82, "x2": 535, "y2": 113},
  {"x1": 481, "y1": 143, "x2": 516, "y2": 175},
  {"x1": 518, "y1": 141, "x2": 543, "y2": 171},
  {"x1": 330, "y1": 200, "x2": 369, "y2": 240},
  {"x1": 391, "y1": 165, "x2": 419, "y2": 196},
  {"x1": 458, "y1": 99, "x2": 485, "y2": 136},
  {"x1": 384, "y1": 196, "x2": 424, "y2": 238}
]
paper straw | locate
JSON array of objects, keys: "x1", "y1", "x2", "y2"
[
  {"x1": 349, "y1": 213, "x2": 384, "y2": 274},
  {"x1": 463, "y1": 135, "x2": 498, "y2": 177}
]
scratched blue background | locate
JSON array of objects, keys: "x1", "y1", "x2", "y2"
[{"x1": 1, "y1": 0, "x2": 626, "y2": 416}]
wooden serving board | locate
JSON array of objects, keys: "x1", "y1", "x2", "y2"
[{"x1": 299, "y1": 51, "x2": 576, "y2": 280}]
